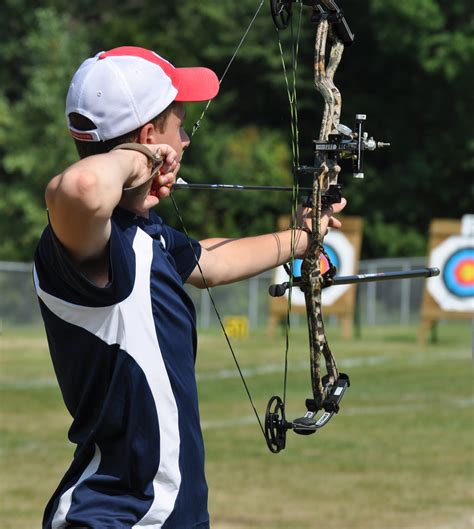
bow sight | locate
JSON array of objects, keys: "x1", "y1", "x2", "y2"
[
  {"x1": 314, "y1": 114, "x2": 391, "y2": 180},
  {"x1": 297, "y1": 114, "x2": 391, "y2": 207}
]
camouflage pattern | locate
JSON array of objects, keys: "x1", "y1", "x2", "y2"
[{"x1": 300, "y1": 20, "x2": 345, "y2": 412}]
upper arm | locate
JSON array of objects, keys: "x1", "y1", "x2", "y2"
[
  {"x1": 45, "y1": 168, "x2": 112, "y2": 265},
  {"x1": 186, "y1": 239, "x2": 235, "y2": 288},
  {"x1": 186, "y1": 245, "x2": 217, "y2": 288}
]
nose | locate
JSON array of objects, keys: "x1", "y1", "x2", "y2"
[{"x1": 181, "y1": 128, "x2": 190, "y2": 149}]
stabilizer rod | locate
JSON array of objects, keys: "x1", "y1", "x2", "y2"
[{"x1": 269, "y1": 267, "x2": 440, "y2": 297}]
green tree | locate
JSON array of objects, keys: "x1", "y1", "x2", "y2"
[
  {"x1": 0, "y1": 8, "x2": 88, "y2": 260},
  {"x1": 0, "y1": 0, "x2": 471, "y2": 260}
]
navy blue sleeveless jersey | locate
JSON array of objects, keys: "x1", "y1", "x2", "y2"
[{"x1": 34, "y1": 207, "x2": 209, "y2": 529}]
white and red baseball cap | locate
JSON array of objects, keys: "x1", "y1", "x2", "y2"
[{"x1": 66, "y1": 46, "x2": 219, "y2": 142}]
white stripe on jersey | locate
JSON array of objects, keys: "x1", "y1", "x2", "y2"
[
  {"x1": 51, "y1": 445, "x2": 101, "y2": 529},
  {"x1": 34, "y1": 227, "x2": 181, "y2": 528}
]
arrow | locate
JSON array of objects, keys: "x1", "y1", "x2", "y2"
[{"x1": 173, "y1": 179, "x2": 312, "y2": 193}]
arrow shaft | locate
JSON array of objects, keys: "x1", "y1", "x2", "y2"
[{"x1": 173, "y1": 183, "x2": 312, "y2": 192}]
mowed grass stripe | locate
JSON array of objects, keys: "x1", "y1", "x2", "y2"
[
  {"x1": 0, "y1": 348, "x2": 469, "y2": 389},
  {"x1": 1, "y1": 323, "x2": 472, "y2": 529}
]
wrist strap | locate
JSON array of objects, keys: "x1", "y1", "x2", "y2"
[{"x1": 111, "y1": 143, "x2": 164, "y2": 191}]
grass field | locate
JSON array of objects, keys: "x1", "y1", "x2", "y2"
[{"x1": 0, "y1": 322, "x2": 472, "y2": 528}]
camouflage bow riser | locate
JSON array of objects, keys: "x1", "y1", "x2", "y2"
[{"x1": 298, "y1": 13, "x2": 344, "y2": 426}]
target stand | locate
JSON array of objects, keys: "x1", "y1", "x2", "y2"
[
  {"x1": 419, "y1": 216, "x2": 474, "y2": 344},
  {"x1": 268, "y1": 216, "x2": 363, "y2": 340}
]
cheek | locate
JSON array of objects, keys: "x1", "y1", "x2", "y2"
[{"x1": 160, "y1": 132, "x2": 181, "y2": 153}]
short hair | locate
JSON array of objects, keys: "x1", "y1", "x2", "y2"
[{"x1": 68, "y1": 101, "x2": 178, "y2": 159}]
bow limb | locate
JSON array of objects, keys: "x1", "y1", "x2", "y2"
[
  {"x1": 314, "y1": 18, "x2": 333, "y2": 141},
  {"x1": 300, "y1": 164, "x2": 335, "y2": 410},
  {"x1": 324, "y1": 37, "x2": 344, "y2": 135},
  {"x1": 315, "y1": 22, "x2": 344, "y2": 191}
]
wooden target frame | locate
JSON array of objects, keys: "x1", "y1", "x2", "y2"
[
  {"x1": 268, "y1": 216, "x2": 363, "y2": 340},
  {"x1": 419, "y1": 218, "x2": 473, "y2": 344}
]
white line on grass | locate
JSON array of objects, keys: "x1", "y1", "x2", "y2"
[
  {"x1": 0, "y1": 350, "x2": 469, "y2": 390},
  {"x1": 196, "y1": 349, "x2": 469, "y2": 382}
]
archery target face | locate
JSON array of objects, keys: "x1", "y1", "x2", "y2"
[
  {"x1": 427, "y1": 235, "x2": 474, "y2": 312},
  {"x1": 273, "y1": 229, "x2": 355, "y2": 307}
]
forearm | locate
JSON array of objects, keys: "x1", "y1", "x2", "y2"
[
  {"x1": 47, "y1": 150, "x2": 141, "y2": 220},
  {"x1": 196, "y1": 229, "x2": 309, "y2": 287},
  {"x1": 45, "y1": 149, "x2": 146, "y2": 263}
]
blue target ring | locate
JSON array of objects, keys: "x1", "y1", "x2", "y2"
[
  {"x1": 442, "y1": 247, "x2": 474, "y2": 298},
  {"x1": 291, "y1": 244, "x2": 340, "y2": 277},
  {"x1": 323, "y1": 243, "x2": 340, "y2": 271},
  {"x1": 292, "y1": 259, "x2": 302, "y2": 277}
]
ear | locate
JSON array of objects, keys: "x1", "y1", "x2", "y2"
[{"x1": 137, "y1": 122, "x2": 159, "y2": 145}]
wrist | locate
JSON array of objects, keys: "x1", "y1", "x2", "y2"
[
  {"x1": 108, "y1": 148, "x2": 145, "y2": 188},
  {"x1": 111, "y1": 143, "x2": 163, "y2": 190},
  {"x1": 291, "y1": 226, "x2": 311, "y2": 258}
]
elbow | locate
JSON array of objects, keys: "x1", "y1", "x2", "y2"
[
  {"x1": 46, "y1": 168, "x2": 101, "y2": 215},
  {"x1": 188, "y1": 246, "x2": 233, "y2": 289},
  {"x1": 199, "y1": 276, "x2": 218, "y2": 289},
  {"x1": 189, "y1": 274, "x2": 218, "y2": 289}
]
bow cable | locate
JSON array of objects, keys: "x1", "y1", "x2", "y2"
[
  {"x1": 169, "y1": 1, "x2": 270, "y2": 442},
  {"x1": 191, "y1": 0, "x2": 266, "y2": 137},
  {"x1": 273, "y1": 0, "x2": 303, "y2": 419},
  {"x1": 170, "y1": 193, "x2": 266, "y2": 439}
]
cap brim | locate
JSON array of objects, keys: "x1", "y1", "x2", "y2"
[{"x1": 174, "y1": 67, "x2": 219, "y2": 102}]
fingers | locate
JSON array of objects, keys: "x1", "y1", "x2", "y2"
[
  {"x1": 328, "y1": 217, "x2": 342, "y2": 229},
  {"x1": 326, "y1": 198, "x2": 346, "y2": 229},
  {"x1": 155, "y1": 167, "x2": 179, "y2": 198},
  {"x1": 319, "y1": 197, "x2": 347, "y2": 235},
  {"x1": 331, "y1": 197, "x2": 347, "y2": 214},
  {"x1": 148, "y1": 144, "x2": 180, "y2": 197},
  {"x1": 297, "y1": 197, "x2": 347, "y2": 233},
  {"x1": 156, "y1": 144, "x2": 179, "y2": 172},
  {"x1": 322, "y1": 198, "x2": 347, "y2": 216}
]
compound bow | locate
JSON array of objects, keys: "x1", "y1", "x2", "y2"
[
  {"x1": 171, "y1": 0, "x2": 437, "y2": 454},
  {"x1": 259, "y1": 0, "x2": 394, "y2": 453}
]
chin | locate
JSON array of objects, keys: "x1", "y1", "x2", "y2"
[{"x1": 145, "y1": 196, "x2": 160, "y2": 210}]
